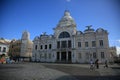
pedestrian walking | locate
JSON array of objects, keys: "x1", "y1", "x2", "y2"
[
  {"x1": 90, "y1": 59, "x2": 94, "y2": 70},
  {"x1": 95, "y1": 59, "x2": 99, "y2": 69},
  {"x1": 104, "y1": 60, "x2": 108, "y2": 68}
]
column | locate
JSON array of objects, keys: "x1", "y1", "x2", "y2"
[{"x1": 72, "y1": 35, "x2": 75, "y2": 48}]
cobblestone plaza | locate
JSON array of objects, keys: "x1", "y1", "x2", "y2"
[{"x1": 0, "y1": 62, "x2": 120, "y2": 80}]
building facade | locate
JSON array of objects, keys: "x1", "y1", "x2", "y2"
[
  {"x1": 109, "y1": 47, "x2": 117, "y2": 62},
  {"x1": 20, "y1": 31, "x2": 33, "y2": 59},
  {"x1": 8, "y1": 31, "x2": 33, "y2": 61},
  {"x1": 0, "y1": 38, "x2": 10, "y2": 56},
  {"x1": 9, "y1": 39, "x2": 21, "y2": 59},
  {"x1": 32, "y1": 10, "x2": 114, "y2": 63}
]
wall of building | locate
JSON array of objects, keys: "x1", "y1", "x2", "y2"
[{"x1": 32, "y1": 11, "x2": 115, "y2": 63}]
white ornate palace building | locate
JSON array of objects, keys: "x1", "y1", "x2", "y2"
[{"x1": 32, "y1": 10, "x2": 116, "y2": 63}]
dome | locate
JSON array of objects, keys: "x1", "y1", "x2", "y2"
[{"x1": 57, "y1": 10, "x2": 76, "y2": 27}]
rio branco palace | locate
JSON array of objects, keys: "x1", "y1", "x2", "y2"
[{"x1": 32, "y1": 10, "x2": 114, "y2": 63}]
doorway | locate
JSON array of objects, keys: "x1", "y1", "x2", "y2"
[
  {"x1": 68, "y1": 51, "x2": 71, "y2": 61},
  {"x1": 61, "y1": 52, "x2": 66, "y2": 61}
]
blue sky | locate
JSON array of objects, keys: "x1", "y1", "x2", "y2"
[{"x1": 0, "y1": 0, "x2": 120, "y2": 48}]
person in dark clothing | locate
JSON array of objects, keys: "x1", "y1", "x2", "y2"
[{"x1": 95, "y1": 59, "x2": 99, "y2": 69}]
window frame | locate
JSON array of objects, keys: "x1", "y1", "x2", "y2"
[{"x1": 58, "y1": 32, "x2": 70, "y2": 38}]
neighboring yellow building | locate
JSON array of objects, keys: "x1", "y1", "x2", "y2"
[
  {"x1": 0, "y1": 38, "x2": 10, "y2": 56},
  {"x1": 109, "y1": 46, "x2": 117, "y2": 62},
  {"x1": 9, "y1": 39, "x2": 21, "y2": 60},
  {"x1": 8, "y1": 31, "x2": 33, "y2": 61}
]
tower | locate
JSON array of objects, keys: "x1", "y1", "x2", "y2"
[
  {"x1": 21, "y1": 31, "x2": 30, "y2": 40},
  {"x1": 20, "y1": 31, "x2": 33, "y2": 59}
]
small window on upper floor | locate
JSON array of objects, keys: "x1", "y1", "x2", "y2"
[
  {"x1": 45, "y1": 45, "x2": 47, "y2": 49},
  {"x1": 49, "y1": 44, "x2": 52, "y2": 49},
  {"x1": 68, "y1": 40, "x2": 71, "y2": 48},
  {"x1": 85, "y1": 42, "x2": 88, "y2": 47},
  {"x1": 78, "y1": 42, "x2": 81, "y2": 47},
  {"x1": 35, "y1": 45, "x2": 37, "y2": 50},
  {"x1": 101, "y1": 52, "x2": 105, "y2": 59},
  {"x1": 61, "y1": 41, "x2": 67, "y2": 48},
  {"x1": 99, "y1": 40, "x2": 104, "y2": 46},
  {"x1": 92, "y1": 41, "x2": 96, "y2": 47},
  {"x1": 40, "y1": 45, "x2": 43, "y2": 49},
  {"x1": 3, "y1": 47, "x2": 6, "y2": 52}
]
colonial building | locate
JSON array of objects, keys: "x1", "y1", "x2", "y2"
[
  {"x1": 8, "y1": 31, "x2": 33, "y2": 61},
  {"x1": 9, "y1": 39, "x2": 21, "y2": 59},
  {"x1": 109, "y1": 46, "x2": 117, "y2": 62},
  {"x1": 20, "y1": 31, "x2": 33, "y2": 59},
  {"x1": 0, "y1": 38, "x2": 10, "y2": 56},
  {"x1": 32, "y1": 10, "x2": 115, "y2": 63}
]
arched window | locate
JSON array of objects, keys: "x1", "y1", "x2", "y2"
[{"x1": 59, "y1": 31, "x2": 70, "y2": 38}]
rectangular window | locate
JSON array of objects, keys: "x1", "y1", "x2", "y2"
[
  {"x1": 93, "y1": 52, "x2": 97, "y2": 58},
  {"x1": 3, "y1": 47, "x2": 6, "y2": 52},
  {"x1": 49, "y1": 53, "x2": 51, "y2": 59},
  {"x1": 78, "y1": 53, "x2": 82, "y2": 58},
  {"x1": 101, "y1": 52, "x2": 105, "y2": 59},
  {"x1": 99, "y1": 40, "x2": 103, "y2": 46},
  {"x1": 57, "y1": 52, "x2": 59, "y2": 60},
  {"x1": 85, "y1": 42, "x2": 88, "y2": 47},
  {"x1": 45, "y1": 45, "x2": 47, "y2": 49},
  {"x1": 86, "y1": 53, "x2": 89, "y2": 59},
  {"x1": 92, "y1": 41, "x2": 96, "y2": 47},
  {"x1": 49, "y1": 44, "x2": 52, "y2": 49},
  {"x1": 61, "y1": 41, "x2": 67, "y2": 48},
  {"x1": 78, "y1": 42, "x2": 81, "y2": 47},
  {"x1": 68, "y1": 40, "x2": 71, "y2": 48},
  {"x1": 57, "y1": 41, "x2": 60, "y2": 48},
  {"x1": 35, "y1": 45, "x2": 37, "y2": 50},
  {"x1": 40, "y1": 45, "x2": 43, "y2": 49},
  {"x1": 40, "y1": 54, "x2": 42, "y2": 58}
]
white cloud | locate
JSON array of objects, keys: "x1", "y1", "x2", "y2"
[{"x1": 116, "y1": 40, "x2": 120, "y2": 43}]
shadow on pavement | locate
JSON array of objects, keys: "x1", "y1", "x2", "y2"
[
  {"x1": 56, "y1": 75, "x2": 120, "y2": 80},
  {"x1": 43, "y1": 64, "x2": 100, "y2": 76}
]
